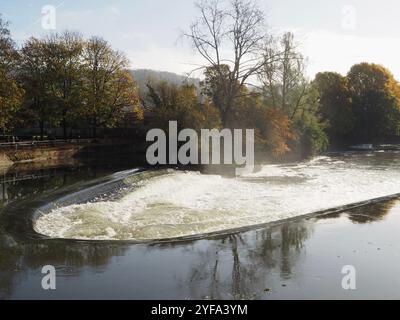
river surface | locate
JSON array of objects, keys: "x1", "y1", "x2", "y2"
[{"x1": 1, "y1": 150, "x2": 400, "y2": 299}]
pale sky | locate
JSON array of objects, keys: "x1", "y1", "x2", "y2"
[{"x1": 1, "y1": 0, "x2": 400, "y2": 80}]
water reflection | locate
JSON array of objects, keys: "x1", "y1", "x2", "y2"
[
  {"x1": 175, "y1": 221, "x2": 312, "y2": 299},
  {"x1": 317, "y1": 199, "x2": 397, "y2": 224},
  {"x1": 0, "y1": 231, "x2": 129, "y2": 299},
  {"x1": 0, "y1": 163, "x2": 132, "y2": 299},
  {"x1": 1, "y1": 195, "x2": 400, "y2": 299},
  {"x1": 0, "y1": 162, "x2": 133, "y2": 207}
]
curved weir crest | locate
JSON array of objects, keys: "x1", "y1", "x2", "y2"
[{"x1": 33, "y1": 151, "x2": 400, "y2": 241}]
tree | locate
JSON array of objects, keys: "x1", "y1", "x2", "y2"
[
  {"x1": 313, "y1": 72, "x2": 353, "y2": 145},
  {"x1": 200, "y1": 64, "x2": 229, "y2": 121},
  {"x1": 260, "y1": 32, "x2": 308, "y2": 119},
  {"x1": 82, "y1": 37, "x2": 140, "y2": 137},
  {"x1": 234, "y1": 93, "x2": 294, "y2": 156},
  {"x1": 145, "y1": 80, "x2": 220, "y2": 132},
  {"x1": 347, "y1": 63, "x2": 400, "y2": 142},
  {"x1": 43, "y1": 32, "x2": 85, "y2": 138},
  {"x1": 260, "y1": 32, "x2": 328, "y2": 156},
  {"x1": 0, "y1": 16, "x2": 23, "y2": 133},
  {"x1": 185, "y1": 0, "x2": 269, "y2": 124},
  {"x1": 292, "y1": 107, "x2": 329, "y2": 157},
  {"x1": 19, "y1": 37, "x2": 54, "y2": 139}
]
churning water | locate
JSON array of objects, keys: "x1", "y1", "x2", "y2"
[{"x1": 34, "y1": 150, "x2": 400, "y2": 241}]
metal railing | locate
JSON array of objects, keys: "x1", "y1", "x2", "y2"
[{"x1": 0, "y1": 139, "x2": 95, "y2": 149}]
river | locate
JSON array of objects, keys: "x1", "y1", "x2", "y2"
[{"x1": 1, "y1": 150, "x2": 400, "y2": 299}]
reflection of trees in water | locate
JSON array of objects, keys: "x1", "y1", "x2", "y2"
[
  {"x1": 0, "y1": 222, "x2": 311, "y2": 300},
  {"x1": 0, "y1": 166, "x2": 128, "y2": 299},
  {"x1": 21, "y1": 242, "x2": 128, "y2": 271},
  {"x1": 348, "y1": 199, "x2": 397, "y2": 224},
  {"x1": 0, "y1": 228, "x2": 23, "y2": 299},
  {"x1": 0, "y1": 230, "x2": 128, "y2": 299},
  {"x1": 179, "y1": 221, "x2": 312, "y2": 300},
  {"x1": 0, "y1": 166, "x2": 108, "y2": 206},
  {"x1": 317, "y1": 199, "x2": 398, "y2": 224}
]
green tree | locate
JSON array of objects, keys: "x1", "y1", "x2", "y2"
[
  {"x1": 347, "y1": 63, "x2": 400, "y2": 142},
  {"x1": 18, "y1": 37, "x2": 55, "y2": 139},
  {"x1": 293, "y1": 111, "x2": 329, "y2": 157},
  {"x1": 82, "y1": 37, "x2": 140, "y2": 137},
  {"x1": 43, "y1": 32, "x2": 85, "y2": 138},
  {"x1": 313, "y1": 72, "x2": 354, "y2": 145},
  {"x1": 200, "y1": 65, "x2": 230, "y2": 120},
  {"x1": 0, "y1": 16, "x2": 23, "y2": 133}
]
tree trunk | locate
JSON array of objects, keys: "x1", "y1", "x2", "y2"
[
  {"x1": 39, "y1": 120, "x2": 44, "y2": 141},
  {"x1": 62, "y1": 118, "x2": 67, "y2": 139},
  {"x1": 92, "y1": 117, "x2": 97, "y2": 139}
]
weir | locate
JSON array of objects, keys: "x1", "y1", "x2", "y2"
[{"x1": 21, "y1": 150, "x2": 400, "y2": 243}]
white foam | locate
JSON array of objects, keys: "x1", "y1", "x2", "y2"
[{"x1": 34, "y1": 153, "x2": 400, "y2": 240}]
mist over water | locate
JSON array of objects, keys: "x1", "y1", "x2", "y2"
[{"x1": 34, "y1": 151, "x2": 400, "y2": 241}]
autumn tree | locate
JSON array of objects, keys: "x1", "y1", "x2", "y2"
[
  {"x1": 313, "y1": 72, "x2": 353, "y2": 145},
  {"x1": 230, "y1": 87, "x2": 293, "y2": 156},
  {"x1": 145, "y1": 80, "x2": 220, "y2": 132},
  {"x1": 347, "y1": 63, "x2": 400, "y2": 142},
  {"x1": 198, "y1": 63, "x2": 293, "y2": 155},
  {"x1": 0, "y1": 16, "x2": 23, "y2": 133},
  {"x1": 185, "y1": 0, "x2": 269, "y2": 125},
  {"x1": 82, "y1": 37, "x2": 140, "y2": 138}
]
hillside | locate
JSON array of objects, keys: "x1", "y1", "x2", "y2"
[{"x1": 131, "y1": 69, "x2": 200, "y2": 95}]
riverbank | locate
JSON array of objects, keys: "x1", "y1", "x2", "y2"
[{"x1": 0, "y1": 139, "x2": 147, "y2": 168}]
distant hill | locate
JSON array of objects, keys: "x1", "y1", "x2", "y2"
[{"x1": 131, "y1": 69, "x2": 200, "y2": 96}]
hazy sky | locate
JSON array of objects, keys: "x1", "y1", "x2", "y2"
[{"x1": 2, "y1": 0, "x2": 400, "y2": 79}]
